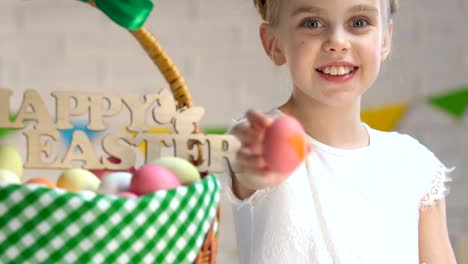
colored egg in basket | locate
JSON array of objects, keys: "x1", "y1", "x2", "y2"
[
  {"x1": 0, "y1": 144, "x2": 23, "y2": 179},
  {"x1": 0, "y1": 175, "x2": 220, "y2": 263},
  {"x1": 0, "y1": 146, "x2": 219, "y2": 263}
]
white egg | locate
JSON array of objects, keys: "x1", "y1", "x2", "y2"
[{"x1": 97, "y1": 172, "x2": 132, "y2": 195}]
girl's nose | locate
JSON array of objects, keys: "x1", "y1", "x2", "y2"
[{"x1": 323, "y1": 28, "x2": 351, "y2": 54}]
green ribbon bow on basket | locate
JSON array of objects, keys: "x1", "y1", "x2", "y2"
[{"x1": 79, "y1": 0, "x2": 154, "y2": 30}]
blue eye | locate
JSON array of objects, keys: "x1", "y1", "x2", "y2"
[
  {"x1": 302, "y1": 19, "x2": 323, "y2": 29},
  {"x1": 352, "y1": 18, "x2": 369, "y2": 28}
]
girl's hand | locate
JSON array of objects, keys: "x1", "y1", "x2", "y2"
[{"x1": 229, "y1": 110, "x2": 290, "y2": 193}]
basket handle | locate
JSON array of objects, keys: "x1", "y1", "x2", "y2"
[
  {"x1": 86, "y1": 0, "x2": 198, "y2": 131},
  {"x1": 129, "y1": 28, "x2": 205, "y2": 167},
  {"x1": 87, "y1": 0, "x2": 204, "y2": 165},
  {"x1": 129, "y1": 28, "x2": 194, "y2": 111}
]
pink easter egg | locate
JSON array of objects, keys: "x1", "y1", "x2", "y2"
[
  {"x1": 117, "y1": 192, "x2": 138, "y2": 199},
  {"x1": 129, "y1": 165, "x2": 181, "y2": 195},
  {"x1": 263, "y1": 115, "x2": 311, "y2": 174}
]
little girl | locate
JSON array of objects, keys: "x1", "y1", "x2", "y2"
[{"x1": 220, "y1": 0, "x2": 457, "y2": 263}]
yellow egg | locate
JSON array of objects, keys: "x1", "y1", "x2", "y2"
[
  {"x1": 57, "y1": 168, "x2": 100, "y2": 192},
  {"x1": 0, "y1": 144, "x2": 23, "y2": 178},
  {"x1": 0, "y1": 169, "x2": 21, "y2": 184},
  {"x1": 149, "y1": 157, "x2": 201, "y2": 185}
]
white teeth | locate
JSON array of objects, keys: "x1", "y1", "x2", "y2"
[
  {"x1": 320, "y1": 66, "x2": 354, "y2": 76},
  {"x1": 338, "y1": 66, "x2": 346, "y2": 75}
]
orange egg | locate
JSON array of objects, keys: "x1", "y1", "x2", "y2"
[{"x1": 25, "y1": 178, "x2": 57, "y2": 188}]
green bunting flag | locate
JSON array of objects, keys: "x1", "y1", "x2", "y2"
[
  {"x1": 203, "y1": 127, "x2": 229, "y2": 135},
  {"x1": 0, "y1": 114, "x2": 18, "y2": 139},
  {"x1": 428, "y1": 85, "x2": 468, "y2": 120},
  {"x1": 79, "y1": 0, "x2": 154, "y2": 30}
]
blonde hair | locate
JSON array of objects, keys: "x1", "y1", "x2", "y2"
[{"x1": 254, "y1": 0, "x2": 399, "y2": 25}]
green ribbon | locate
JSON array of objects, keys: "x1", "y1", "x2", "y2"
[
  {"x1": 428, "y1": 85, "x2": 468, "y2": 120},
  {"x1": 79, "y1": 0, "x2": 154, "y2": 30}
]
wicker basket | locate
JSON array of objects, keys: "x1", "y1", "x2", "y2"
[
  {"x1": 127, "y1": 18, "x2": 219, "y2": 264},
  {"x1": 0, "y1": 1, "x2": 220, "y2": 263},
  {"x1": 88, "y1": 0, "x2": 220, "y2": 261},
  {"x1": 0, "y1": 176, "x2": 220, "y2": 263}
]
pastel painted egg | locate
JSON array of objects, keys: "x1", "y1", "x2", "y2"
[
  {"x1": 263, "y1": 115, "x2": 311, "y2": 174},
  {"x1": 0, "y1": 169, "x2": 20, "y2": 184},
  {"x1": 56, "y1": 168, "x2": 100, "y2": 192},
  {"x1": 149, "y1": 157, "x2": 200, "y2": 185},
  {"x1": 25, "y1": 178, "x2": 56, "y2": 188},
  {"x1": 129, "y1": 165, "x2": 181, "y2": 195},
  {"x1": 0, "y1": 144, "x2": 23, "y2": 178},
  {"x1": 97, "y1": 172, "x2": 132, "y2": 195},
  {"x1": 90, "y1": 156, "x2": 137, "y2": 179},
  {"x1": 117, "y1": 192, "x2": 138, "y2": 199},
  {"x1": 89, "y1": 169, "x2": 110, "y2": 180}
]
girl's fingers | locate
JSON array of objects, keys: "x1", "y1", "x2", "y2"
[
  {"x1": 245, "y1": 110, "x2": 273, "y2": 131},
  {"x1": 236, "y1": 148, "x2": 268, "y2": 172},
  {"x1": 230, "y1": 123, "x2": 261, "y2": 146},
  {"x1": 238, "y1": 142, "x2": 263, "y2": 156},
  {"x1": 230, "y1": 110, "x2": 272, "y2": 148},
  {"x1": 245, "y1": 142, "x2": 263, "y2": 155}
]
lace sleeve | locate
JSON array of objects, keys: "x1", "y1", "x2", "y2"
[
  {"x1": 218, "y1": 167, "x2": 274, "y2": 209},
  {"x1": 419, "y1": 163, "x2": 455, "y2": 210}
]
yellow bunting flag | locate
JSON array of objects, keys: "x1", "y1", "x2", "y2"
[{"x1": 361, "y1": 103, "x2": 408, "y2": 131}]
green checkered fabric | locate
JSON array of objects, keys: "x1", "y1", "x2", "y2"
[{"x1": 0, "y1": 174, "x2": 220, "y2": 264}]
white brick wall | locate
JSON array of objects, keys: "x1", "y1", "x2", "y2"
[{"x1": 0, "y1": 0, "x2": 467, "y2": 263}]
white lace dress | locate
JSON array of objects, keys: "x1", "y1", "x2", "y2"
[{"x1": 219, "y1": 109, "x2": 454, "y2": 264}]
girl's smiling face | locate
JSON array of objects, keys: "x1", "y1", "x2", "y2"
[{"x1": 263, "y1": 0, "x2": 393, "y2": 107}]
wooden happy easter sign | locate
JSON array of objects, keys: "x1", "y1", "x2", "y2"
[{"x1": 0, "y1": 88, "x2": 240, "y2": 173}]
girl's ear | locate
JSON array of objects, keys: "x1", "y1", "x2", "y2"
[
  {"x1": 260, "y1": 23, "x2": 286, "y2": 66},
  {"x1": 381, "y1": 21, "x2": 393, "y2": 62}
]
